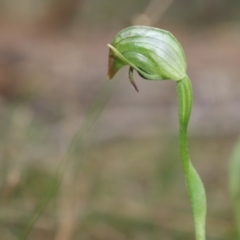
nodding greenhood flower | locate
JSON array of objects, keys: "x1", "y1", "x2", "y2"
[
  {"x1": 107, "y1": 26, "x2": 187, "y2": 91},
  {"x1": 107, "y1": 26, "x2": 207, "y2": 240}
]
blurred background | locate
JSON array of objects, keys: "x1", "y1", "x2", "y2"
[{"x1": 0, "y1": 0, "x2": 240, "y2": 239}]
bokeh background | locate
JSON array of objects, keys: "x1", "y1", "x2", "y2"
[{"x1": 0, "y1": 0, "x2": 240, "y2": 239}]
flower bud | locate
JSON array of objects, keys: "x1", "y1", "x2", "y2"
[{"x1": 107, "y1": 26, "x2": 187, "y2": 81}]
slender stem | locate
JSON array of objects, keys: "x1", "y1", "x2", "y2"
[{"x1": 176, "y1": 76, "x2": 206, "y2": 240}]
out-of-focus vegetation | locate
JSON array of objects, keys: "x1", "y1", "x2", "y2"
[
  {"x1": 0, "y1": 0, "x2": 240, "y2": 239},
  {"x1": 229, "y1": 139, "x2": 240, "y2": 238}
]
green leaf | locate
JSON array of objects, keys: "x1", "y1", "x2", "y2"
[{"x1": 229, "y1": 139, "x2": 240, "y2": 237}]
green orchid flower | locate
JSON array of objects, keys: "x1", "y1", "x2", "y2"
[{"x1": 107, "y1": 25, "x2": 206, "y2": 240}]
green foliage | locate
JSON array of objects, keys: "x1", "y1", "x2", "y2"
[
  {"x1": 229, "y1": 139, "x2": 240, "y2": 237},
  {"x1": 107, "y1": 25, "x2": 206, "y2": 240}
]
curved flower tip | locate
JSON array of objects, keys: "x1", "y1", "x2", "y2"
[
  {"x1": 107, "y1": 45, "x2": 117, "y2": 79},
  {"x1": 107, "y1": 44, "x2": 126, "y2": 80}
]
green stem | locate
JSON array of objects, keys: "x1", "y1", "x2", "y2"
[{"x1": 176, "y1": 76, "x2": 206, "y2": 240}]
